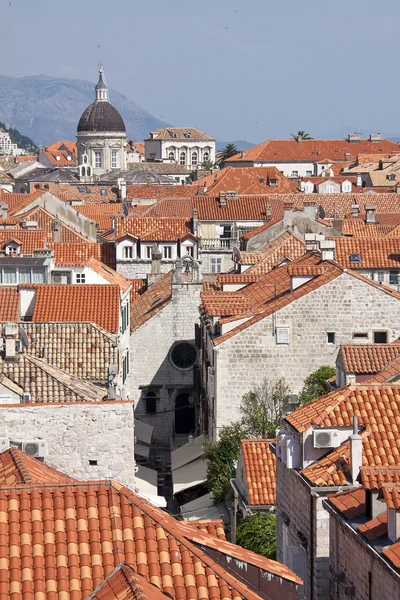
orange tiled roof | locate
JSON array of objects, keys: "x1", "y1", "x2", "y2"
[
  {"x1": 0, "y1": 288, "x2": 19, "y2": 321},
  {"x1": 381, "y1": 484, "x2": 400, "y2": 510},
  {"x1": 0, "y1": 447, "x2": 78, "y2": 485},
  {"x1": 0, "y1": 190, "x2": 46, "y2": 216},
  {"x1": 225, "y1": 138, "x2": 400, "y2": 164},
  {"x1": 369, "y1": 354, "x2": 400, "y2": 383},
  {"x1": 287, "y1": 265, "x2": 327, "y2": 276},
  {"x1": 188, "y1": 519, "x2": 226, "y2": 540},
  {"x1": 193, "y1": 195, "x2": 295, "y2": 221},
  {"x1": 360, "y1": 466, "x2": 400, "y2": 490},
  {"x1": 340, "y1": 344, "x2": 400, "y2": 374},
  {"x1": 244, "y1": 232, "x2": 306, "y2": 276},
  {"x1": 30, "y1": 284, "x2": 121, "y2": 333},
  {"x1": 340, "y1": 215, "x2": 400, "y2": 237},
  {"x1": 127, "y1": 184, "x2": 195, "y2": 201},
  {"x1": 217, "y1": 273, "x2": 258, "y2": 284},
  {"x1": 129, "y1": 279, "x2": 147, "y2": 302},
  {"x1": 138, "y1": 197, "x2": 193, "y2": 218},
  {"x1": 241, "y1": 439, "x2": 276, "y2": 505},
  {"x1": 33, "y1": 183, "x2": 119, "y2": 204},
  {"x1": 333, "y1": 237, "x2": 400, "y2": 268},
  {"x1": 358, "y1": 511, "x2": 388, "y2": 542},
  {"x1": 0, "y1": 479, "x2": 301, "y2": 599},
  {"x1": 74, "y1": 204, "x2": 124, "y2": 230},
  {"x1": 88, "y1": 563, "x2": 169, "y2": 600},
  {"x1": 40, "y1": 148, "x2": 76, "y2": 166},
  {"x1": 0, "y1": 229, "x2": 48, "y2": 253},
  {"x1": 48, "y1": 242, "x2": 102, "y2": 266},
  {"x1": 109, "y1": 216, "x2": 193, "y2": 242},
  {"x1": 327, "y1": 487, "x2": 366, "y2": 519},
  {"x1": 131, "y1": 272, "x2": 173, "y2": 331},
  {"x1": 46, "y1": 140, "x2": 77, "y2": 156},
  {"x1": 85, "y1": 258, "x2": 131, "y2": 292},
  {"x1": 196, "y1": 166, "x2": 298, "y2": 195}
]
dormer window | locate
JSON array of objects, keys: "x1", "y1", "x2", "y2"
[{"x1": 6, "y1": 243, "x2": 20, "y2": 255}]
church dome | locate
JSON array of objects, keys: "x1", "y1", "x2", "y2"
[
  {"x1": 77, "y1": 101, "x2": 126, "y2": 133},
  {"x1": 77, "y1": 66, "x2": 126, "y2": 133}
]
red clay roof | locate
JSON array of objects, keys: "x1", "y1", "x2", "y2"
[
  {"x1": 127, "y1": 184, "x2": 195, "y2": 200},
  {"x1": 49, "y1": 242, "x2": 102, "y2": 266},
  {"x1": 131, "y1": 272, "x2": 173, "y2": 331},
  {"x1": 333, "y1": 237, "x2": 400, "y2": 268},
  {"x1": 30, "y1": 284, "x2": 121, "y2": 332},
  {"x1": 0, "y1": 288, "x2": 19, "y2": 321},
  {"x1": 340, "y1": 344, "x2": 400, "y2": 374},
  {"x1": 0, "y1": 190, "x2": 46, "y2": 216},
  {"x1": 137, "y1": 197, "x2": 193, "y2": 218},
  {"x1": 107, "y1": 217, "x2": 193, "y2": 241},
  {"x1": 188, "y1": 519, "x2": 227, "y2": 540},
  {"x1": 240, "y1": 439, "x2": 276, "y2": 505},
  {"x1": 196, "y1": 166, "x2": 298, "y2": 195},
  {"x1": 360, "y1": 466, "x2": 400, "y2": 490},
  {"x1": 0, "y1": 447, "x2": 78, "y2": 485},
  {"x1": 88, "y1": 563, "x2": 169, "y2": 600},
  {"x1": 0, "y1": 479, "x2": 301, "y2": 598},
  {"x1": 39, "y1": 148, "x2": 76, "y2": 166},
  {"x1": 74, "y1": 204, "x2": 123, "y2": 230},
  {"x1": 327, "y1": 487, "x2": 366, "y2": 519},
  {"x1": 225, "y1": 139, "x2": 400, "y2": 164}
]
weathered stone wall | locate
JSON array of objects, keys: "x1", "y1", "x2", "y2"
[
  {"x1": 214, "y1": 272, "x2": 400, "y2": 431},
  {"x1": 328, "y1": 511, "x2": 400, "y2": 600},
  {"x1": 130, "y1": 282, "x2": 203, "y2": 448},
  {"x1": 198, "y1": 251, "x2": 234, "y2": 274},
  {"x1": 0, "y1": 401, "x2": 135, "y2": 489},
  {"x1": 116, "y1": 260, "x2": 173, "y2": 279}
]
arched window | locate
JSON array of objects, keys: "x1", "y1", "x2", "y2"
[
  {"x1": 191, "y1": 152, "x2": 198, "y2": 166},
  {"x1": 87, "y1": 167, "x2": 91, "y2": 176},
  {"x1": 168, "y1": 151, "x2": 175, "y2": 161},
  {"x1": 179, "y1": 152, "x2": 186, "y2": 165},
  {"x1": 203, "y1": 151, "x2": 209, "y2": 162},
  {"x1": 83, "y1": 155, "x2": 88, "y2": 163},
  {"x1": 145, "y1": 391, "x2": 157, "y2": 414},
  {"x1": 81, "y1": 167, "x2": 86, "y2": 176}
]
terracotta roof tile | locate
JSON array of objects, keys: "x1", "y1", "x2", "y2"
[
  {"x1": 106, "y1": 216, "x2": 193, "y2": 242},
  {"x1": 0, "y1": 288, "x2": 19, "y2": 321},
  {"x1": 370, "y1": 354, "x2": 400, "y2": 383},
  {"x1": 39, "y1": 148, "x2": 76, "y2": 166},
  {"x1": 327, "y1": 487, "x2": 366, "y2": 518},
  {"x1": 241, "y1": 439, "x2": 276, "y2": 505},
  {"x1": 127, "y1": 185, "x2": 195, "y2": 201},
  {"x1": 88, "y1": 563, "x2": 169, "y2": 600},
  {"x1": 381, "y1": 484, "x2": 400, "y2": 510},
  {"x1": 49, "y1": 242, "x2": 102, "y2": 266},
  {"x1": 340, "y1": 344, "x2": 400, "y2": 374},
  {"x1": 0, "y1": 447, "x2": 78, "y2": 485},
  {"x1": 382, "y1": 541, "x2": 400, "y2": 569},
  {"x1": 0, "y1": 479, "x2": 301, "y2": 599},
  {"x1": 196, "y1": 166, "x2": 298, "y2": 196},
  {"x1": 358, "y1": 511, "x2": 388, "y2": 542},
  {"x1": 0, "y1": 190, "x2": 46, "y2": 216},
  {"x1": 85, "y1": 258, "x2": 131, "y2": 292},
  {"x1": 131, "y1": 272, "x2": 172, "y2": 331},
  {"x1": 0, "y1": 229, "x2": 48, "y2": 253},
  {"x1": 73, "y1": 204, "x2": 124, "y2": 230},
  {"x1": 37, "y1": 183, "x2": 119, "y2": 204},
  {"x1": 137, "y1": 197, "x2": 193, "y2": 218},
  {"x1": 333, "y1": 237, "x2": 400, "y2": 268},
  {"x1": 145, "y1": 127, "x2": 214, "y2": 141},
  {"x1": 188, "y1": 519, "x2": 227, "y2": 540},
  {"x1": 30, "y1": 284, "x2": 121, "y2": 333},
  {"x1": 360, "y1": 466, "x2": 400, "y2": 490}
]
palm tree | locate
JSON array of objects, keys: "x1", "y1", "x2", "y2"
[
  {"x1": 217, "y1": 143, "x2": 238, "y2": 167},
  {"x1": 200, "y1": 159, "x2": 215, "y2": 171},
  {"x1": 290, "y1": 130, "x2": 313, "y2": 140}
]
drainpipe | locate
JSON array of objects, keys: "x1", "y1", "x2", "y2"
[{"x1": 230, "y1": 478, "x2": 239, "y2": 543}]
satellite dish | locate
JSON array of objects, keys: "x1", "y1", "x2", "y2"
[
  {"x1": 18, "y1": 326, "x2": 30, "y2": 350},
  {"x1": 318, "y1": 205, "x2": 326, "y2": 220},
  {"x1": 233, "y1": 246, "x2": 242, "y2": 262}
]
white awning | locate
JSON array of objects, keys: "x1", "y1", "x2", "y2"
[
  {"x1": 172, "y1": 457, "x2": 207, "y2": 495},
  {"x1": 171, "y1": 434, "x2": 204, "y2": 471},
  {"x1": 180, "y1": 493, "x2": 221, "y2": 521},
  {"x1": 135, "y1": 466, "x2": 166, "y2": 508},
  {"x1": 134, "y1": 443, "x2": 150, "y2": 459},
  {"x1": 135, "y1": 420, "x2": 153, "y2": 445}
]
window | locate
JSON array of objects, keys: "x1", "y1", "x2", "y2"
[
  {"x1": 291, "y1": 171, "x2": 299, "y2": 178},
  {"x1": 122, "y1": 351, "x2": 129, "y2": 383},
  {"x1": 168, "y1": 151, "x2": 175, "y2": 161},
  {"x1": 123, "y1": 245, "x2": 133, "y2": 259},
  {"x1": 203, "y1": 151, "x2": 210, "y2": 162},
  {"x1": 3, "y1": 268, "x2": 17, "y2": 284},
  {"x1": 81, "y1": 167, "x2": 86, "y2": 177},
  {"x1": 163, "y1": 246, "x2": 172, "y2": 259},
  {"x1": 145, "y1": 391, "x2": 157, "y2": 414},
  {"x1": 87, "y1": 167, "x2": 91, "y2": 176},
  {"x1": 32, "y1": 269, "x2": 44, "y2": 284},
  {"x1": 19, "y1": 268, "x2": 31, "y2": 284},
  {"x1": 100, "y1": 189, "x2": 107, "y2": 196},
  {"x1": 373, "y1": 330, "x2": 388, "y2": 344},
  {"x1": 191, "y1": 152, "x2": 198, "y2": 166},
  {"x1": 121, "y1": 303, "x2": 129, "y2": 333},
  {"x1": 146, "y1": 246, "x2": 152, "y2": 259},
  {"x1": 94, "y1": 151, "x2": 102, "y2": 168},
  {"x1": 342, "y1": 182, "x2": 352, "y2": 192},
  {"x1": 326, "y1": 185, "x2": 334, "y2": 193},
  {"x1": 179, "y1": 152, "x2": 186, "y2": 165},
  {"x1": 390, "y1": 271, "x2": 399, "y2": 285},
  {"x1": 170, "y1": 342, "x2": 197, "y2": 370},
  {"x1": 306, "y1": 171, "x2": 312, "y2": 176},
  {"x1": 353, "y1": 332, "x2": 368, "y2": 339},
  {"x1": 276, "y1": 326, "x2": 290, "y2": 345},
  {"x1": 6, "y1": 245, "x2": 19, "y2": 255},
  {"x1": 327, "y1": 332, "x2": 335, "y2": 344},
  {"x1": 76, "y1": 273, "x2": 86, "y2": 284},
  {"x1": 185, "y1": 245, "x2": 194, "y2": 256},
  {"x1": 111, "y1": 150, "x2": 117, "y2": 168},
  {"x1": 210, "y1": 257, "x2": 222, "y2": 273},
  {"x1": 83, "y1": 155, "x2": 88, "y2": 163},
  {"x1": 377, "y1": 271, "x2": 384, "y2": 283}
]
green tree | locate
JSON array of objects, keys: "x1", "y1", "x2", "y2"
[
  {"x1": 199, "y1": 159, "x2": 215, "y2": 171},
  {"x1": 298, "y1": 365, "x2": 335, "y2": 404},
  {"x1": 0, "y1": 121, "x2": 38, "y2": 152},
  {"x1": 290, "y1": 130, "x2": 313, "y2": 140},
  {"x1": 204, "y1": 422, "x2": 243, "y2": 504},
  {"x1": 236, "y1": 513, "x2": 277, "y2": 559},
  {"x1": 241, "y1": 378, "x2": 291, "y2": 438},
  {"x1": 217, "y1": 143, "x2": 238, "y2": 167}
]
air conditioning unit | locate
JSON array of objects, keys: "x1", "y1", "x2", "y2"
[
  {"x1": 313, "y1": 429, "x2": 341, "y2": 449},
  {"x1": 0, "y1": 438, "x2": 10, "y2": 450},
  {"x1": 22, "y1": 440, "x2": 48, "y2": 458},
  {"x1": 52, "y1": 274, "x2": 62, "y2": 283}
]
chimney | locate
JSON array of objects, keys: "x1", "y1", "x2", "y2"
[
  {"x1": 219, "y1": 192, "x2": 227, "y2": 206},
  {"x1": 350, "y1": 416, "x2": 363, "y2": 484},
  {"x1": 52, "y1": 219, "x2": 62, "y2": 242},
  {"x1": 387, "y1": 490, "x2": 400, "y2": 542},
  {"x1": 151, "y1": 245, "x2": 162, "y2": 273},
  {"x1": 297, "y1": 135, "x2": 303, "y2": 143},
  {"x1": 192, "y1": 207, "x2": 199, "y2": 236},
  {"x1": 344, "y1": 152, "x2": 351, "y2": 161},
  {"x1": 351, "y1": 203, "x2": 360, "y2": 217},
  {"x1": 365, "y1": 204, "x2": 376, "y2": 224},
  {"x1": 117, "y1": 178, "x2": 127, "y2": 200},
  {"x1": 320, "y1": 239, "x2": 336, "y2": 261},
  {"x1": 348, "y1": 133, "x2": 361, "y2": 143},
  {"x1": 203, "y1": 181, "x2": 208, "y2": 194},
  {"x1": 3, "y1": 323, "x2": 19, "y2": 360},
  {"x1": 356, "y1": 173, "x2": 363, "y2": 187},
  {"x1": 241, "y1": 150, "x2": 247, "y2": 158},
  {"x1": 396, "y1": 185, "x2": 400, "y2": 195},
  {"x1": 265, "y1": 204, "x2": 272, "y2": 219},
  {"x1": 369, "y1": 133, "x2": 382, "y2": 142}
]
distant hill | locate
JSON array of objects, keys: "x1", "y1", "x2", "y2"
[
  {"x1": 0, "y1": 120, "x2": 38, "y2": 152},
  {"x1": 0, "y1": 74, "x2": 170, "y2": 146},
  {"x1": 216, "y1": 140, "x2": 254, "y2": 151}
]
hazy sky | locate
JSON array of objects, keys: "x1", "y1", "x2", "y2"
[{"x1": 2, "y1": 0, "x2": 399, "y2": 143}]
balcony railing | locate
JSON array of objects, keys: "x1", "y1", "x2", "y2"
[{"x1": 199, "y1": 237, "x2": 236, "y2": 250}]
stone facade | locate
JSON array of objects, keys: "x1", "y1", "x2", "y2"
[
  {"x1": 276, "y1": 458, "x2": 332, "y2": 600},
  {"x1": 328, "y1": 512, "x2": 400, "y2": 599},
  {"x1": 209, "y1": 272, "x2": 400, "y2": 435},
  {"x1": 130, "y1": 279, "x2": 203, "y2": 454},
  {"x1": 0, "y1": 401, "x2": 135, "y2": 489}
]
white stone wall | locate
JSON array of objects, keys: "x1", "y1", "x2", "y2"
[
  {"x1": 0, "y1": 401, "x2": 135, "y2": 489},
  {"x1": 212, "y1": 272, "x2": 400, "y2": 433},
  {"x1": 130, "y1": 282, "x2": 202, "y2": 446}
]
